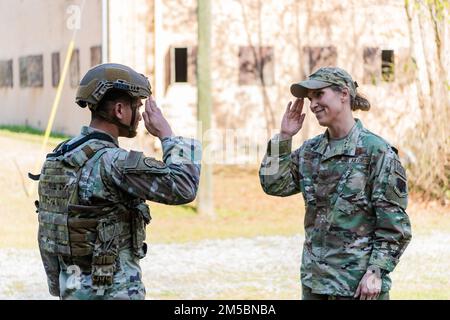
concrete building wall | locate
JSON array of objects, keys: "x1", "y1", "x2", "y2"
[
  {"x1": 0, "y1": 0, "x2": 102, "y2": 136},
  {"x1": 150, "y1": 0, "x2": 420, "y2": 163},
  {"x1": 0, "y1": 0, "x2": 425, "y2": 163}
]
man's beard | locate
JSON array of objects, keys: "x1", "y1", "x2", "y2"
[
  {"x1": 127, "y1": 129, "x2": 138, "y2": 138},
  {"x1": 126, "y1": 120, "x2": 139, "y2": 138}
]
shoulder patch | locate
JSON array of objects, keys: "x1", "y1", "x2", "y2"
[
  {"x1": 143, "y1": 157, "x2": 166, "y2": 169},
  {"x1": 384, "y1": 158, "x2": 408, "y2": 209},
  {"x1": 122, "y1": 151, "x2": 169, "y2": 175}
]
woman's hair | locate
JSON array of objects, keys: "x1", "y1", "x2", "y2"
[{"x1": 330, "y1": 85, "x2": 371, "y2": 111}]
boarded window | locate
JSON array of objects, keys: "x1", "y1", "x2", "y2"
[
  {"x1": 0, "y1": 60, "x2": 13, "y2": 87},
  {"x1": 70, "y1": 48, "x2": 80, "y2": 88},
  {"x1": 397, "y1": 48, "x2": 415, "y2": 85},
  {"x1": 303, "y1": 46, "x2": 337, "y2": 75},
  {"x1": 381, "y1": 50, "x2": 395, "y2": 82},
  {"x1": 19, "y1": 55, "x2": 44, "y2": 87},
  {"x1": 51, "y1": 52, "x2": 60, "y2": 87},
  {"x1": 363, "y1": 47, "x2": 380, "y2": 85},
  {"x1": 238, "y1": 46, "x2": 274, "y2": 85},
  {"x1": 90, "y1": 45, "x2": 102, "y2": 67}
]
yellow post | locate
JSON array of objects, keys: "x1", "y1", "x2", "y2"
[{"x1": 28, "y1": 40, "x2": 75, "y2": 196}]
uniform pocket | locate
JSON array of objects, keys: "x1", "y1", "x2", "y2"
[
  {"x1": 330, "y1": 195, "x2": 375, "y2": 236},
  {"x1": 338, "y1": 156, "x2": 371, "y2": 198}
]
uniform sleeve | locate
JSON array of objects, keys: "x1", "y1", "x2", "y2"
[
  {"x1": 368, "y1": 147, "x2": 412, "y2": 273},
  {"x1": 259, "y1": 134, "x2": 301, "y2": 197},
  {"x1": 108, "y1": 136, "x2": 202, "y2": 205}
]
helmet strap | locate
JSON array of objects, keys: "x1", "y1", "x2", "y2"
[
  {"x1": 95, "y1": 109, "x2": 137, "y2": 138},
  {"x1": 128, "y1": 106, "x2": 138, "y2": 138}
]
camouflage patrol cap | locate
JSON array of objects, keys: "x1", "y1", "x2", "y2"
[
  {"x1": 76, "y1": 63, "x2": 152, "y2": 110},
  {"x1": 290, "y1": 67, "x2": 358, "y2": 98}
]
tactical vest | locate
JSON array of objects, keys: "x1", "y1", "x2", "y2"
[{"x1": 35, "y1": 133, "x2": 151, "y2": 294}]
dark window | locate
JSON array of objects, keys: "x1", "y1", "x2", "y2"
[
  {"x1": 90, "y1": 45, "x2": 102, "y2": 67},
  {"x1": 0, "y1": 60, "x2": 13, "y2": 87},
  {"x1": 381, "y1": 50, "x2": 395, "y2": 82},
  {"x1": 70, "y1": 48, "x2": 80, "y2": 88},
  {"x1": 238, "y1": 46, "x2": 274, "y2": 85},
  {"x1": 303, "y1": 46, "x2": 337, "y2": 75},
  {"x1": 19, "y1": 55, "x2": 43, "y2": 87},
  {"x1": 165, "y1": 46, "x2": 197, "y2": 90},
  {"x1": 174, "y1": 47, "x2": 188, "y2": 83},
  {"x1": 363, "y1": 47, "x2": 380, "y2": 85},
  {"x1": 51, "y1": 52, "x2": 60, "y2": 87}
]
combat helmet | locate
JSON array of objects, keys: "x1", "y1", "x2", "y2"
[
  {"x1": 76, "y1": 63, "x2": 151, "y2": 109},
  {"x1": 76, "y1": 63, "x2": 152, "y2": 137}
]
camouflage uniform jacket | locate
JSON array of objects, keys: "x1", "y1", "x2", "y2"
[
  {"x1": 259, "y1": 119, "x2": 412, "y2": 296},
  {"x1": 40, "y1": 126, "x2": 201, "y2": 299}
]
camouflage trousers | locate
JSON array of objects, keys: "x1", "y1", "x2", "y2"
[
  {"x1": 302, "y1": 285, "x2": 390, "y2": 300},
  {"x1": 58, "y1": 249, "x2": 146, "y2": 300}
]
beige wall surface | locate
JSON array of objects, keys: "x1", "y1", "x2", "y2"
[
  {"x1": 0, "y1": 0, "x2": 102, "y2": 136},
  {"x1": 1, "y1": 0, "x2": 429, "y2": 162},
  {"x1": 150, "y1": 0, "x2": 421, "y2": 163}
]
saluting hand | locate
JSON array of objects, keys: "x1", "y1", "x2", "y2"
[
  {"x1": 280, "y1": 98, "x2": 306, "y2": 140},
  {"x1": 142, "y1": 97, "x2": 173, "y2": 140}
]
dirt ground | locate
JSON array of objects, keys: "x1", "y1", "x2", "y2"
[{"x1": 0, "y1": 132, "x2": 449, "y2": 299}]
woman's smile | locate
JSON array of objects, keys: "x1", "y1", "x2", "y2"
[{"x1": 312, "y1": 105, "x2": 326, "y2": 117}]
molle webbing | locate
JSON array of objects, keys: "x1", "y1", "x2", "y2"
[
  {"x1": 38, "y1": 138, "x2": 113, "y2": 257},
  {"x1": 68, "y1": 211, "x2": 133, "y2": 257}
]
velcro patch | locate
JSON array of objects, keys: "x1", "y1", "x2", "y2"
[
  {"x1": 124, "y1": 150, "x2": 142, "y2": 169},
  {"x1": 393, "y1": 159, "x2": 406, "y2": 178}
]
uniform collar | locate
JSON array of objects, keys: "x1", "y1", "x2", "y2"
[
  {"x1": 81, "y1": 126, "x2": 119, "y2": 146},
  {"x1": 312, "y1": 118, "x2": 363, "y2": 161}
]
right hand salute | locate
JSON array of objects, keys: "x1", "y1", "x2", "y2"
[
  {"x1": 142, "y1": 97, "x2": 173, "y2": 140},
  {"x1": 280, "y1": 98, "x2": 306, "y2": 140}
]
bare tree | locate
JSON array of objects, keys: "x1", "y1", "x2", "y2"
[
  {"x1": 404, "y1": 0, "x2": 449, "y2": 200},
  {"x1": 237, "y1": 0, "x2": 276, "y2": 137}
]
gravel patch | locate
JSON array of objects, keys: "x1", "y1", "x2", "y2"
[{"x1": 0, "y1": 233, "x2": 449, "y2": 299}]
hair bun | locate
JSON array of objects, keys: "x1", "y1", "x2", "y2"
[{"x1": 352, "y1": 94, "x2": 371, "y2": 111}]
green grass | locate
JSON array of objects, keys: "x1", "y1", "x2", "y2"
[
  {"x1": 0, "y1": 126, "x2": 71, "y2": 149},
  {"x1": 0, "y1": 125, "x2": 72, "y2": 139},
  {"x1": 146, "y1": 202, "x2": 302, "y2": 244}
]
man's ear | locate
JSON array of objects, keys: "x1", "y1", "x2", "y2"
[{"x1": 113, "y1": 102, "x2": 125, "y2": 119}]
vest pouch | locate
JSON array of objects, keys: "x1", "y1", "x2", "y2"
[
  {"x1": 91, "y1": 219, "x2": 121, "y2": 293},
  {"x1": 131, "y1": 203, "x2": 151, "y2": 259}
]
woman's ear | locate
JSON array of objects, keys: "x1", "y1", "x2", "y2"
[{"x1": 341, "y1": 87, "x2": 350, "y2": 103}]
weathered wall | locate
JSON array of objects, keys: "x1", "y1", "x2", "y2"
[
  {"x1": 0, "y1": 0, "x2": 102, "y2": 136},
  {"x1": 153, "y1": 0, "x2": 420, "y2": 163},
  {"x1": 0, "y1": 0, "x2": 424, "y2": 162}
]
